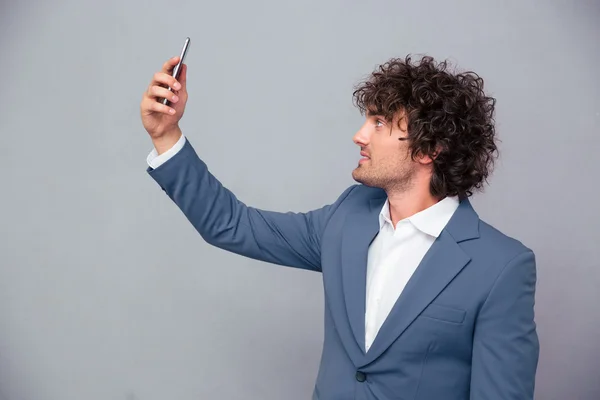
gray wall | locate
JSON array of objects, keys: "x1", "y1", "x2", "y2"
[{"x1": 0, "y1": 0, "x2": 598, "y2": 399}]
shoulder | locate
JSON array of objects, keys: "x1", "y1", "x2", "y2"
[
  {"x1": 463, "y1": 217, "x2": 536, "y2": 287},
  {"x1": 457, "y1": 212, "x2": 537, "y2": 311},
  {"x1": 450, "y1": 198, "x2": 534, "y2": 272},
  {"x1": 319, "y1": 184, "x2": 383, "y2": 225},
  {"x1": 335, "y1": 184, "x2": 386, "y2": 205},
  {"x1": 477, "y1": 219, "x2": 533, "y2": 258}
]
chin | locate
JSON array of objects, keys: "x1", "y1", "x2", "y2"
[
  {"x1": 352, "y1": 170, "x2": 385, "y2": 189},
  {"x1": 352, "y1": 169, "x2": 369, "y2": 186}
]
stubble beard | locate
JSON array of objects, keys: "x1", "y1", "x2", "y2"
[{"x1": 352, "y1": 161, "x2": 415, "y2": 192}]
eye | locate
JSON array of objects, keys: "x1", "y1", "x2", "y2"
[{"x1": 375, "y1": 119, "x2": 385, "y2": 127}]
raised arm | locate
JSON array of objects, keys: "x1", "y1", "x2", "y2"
[
  {"x1": 147, "y1": 137, "x2": 354, "y2": 271},
  {"x1": 140, "y1": 56, "x2": 354, "y2": 272}
]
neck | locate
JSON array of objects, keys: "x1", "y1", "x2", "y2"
[{"x1": 385, "y1": 183, "x2": 441, "y2": 228}]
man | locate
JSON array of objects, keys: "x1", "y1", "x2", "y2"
[{"x1": 140, "y1": 55, "x2": 539, "y2": 399}]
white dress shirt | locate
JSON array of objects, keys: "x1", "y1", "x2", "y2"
[
  {"x1": 147, "y1": 137, "x2": 460, "y2": 352},
  {"x1": 364, "y1": 196, "x2": 459, "y2": 351},
  {"x1": 147, "y1": 132, "x2": 188, "y2": 170}
]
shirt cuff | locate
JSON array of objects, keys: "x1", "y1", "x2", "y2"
[{"x1": 146, "y1": 134, "x2": 187, "y2": 169}]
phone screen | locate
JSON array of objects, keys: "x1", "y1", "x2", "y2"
[{"x1": 162, "y1": 37, "x2": 190, "y2": 105}]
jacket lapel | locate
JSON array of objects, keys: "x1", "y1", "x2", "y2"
[
  {"x1": 340, "y1": 195, "x2": 387, "y2": 355},
  {"x1": 360, "y1": 198, "x2": 480, "y2": 366}
]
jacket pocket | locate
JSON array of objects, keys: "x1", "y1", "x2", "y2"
[{"x1": 419, "y1": 303, "x2": 466, "y2": 324}]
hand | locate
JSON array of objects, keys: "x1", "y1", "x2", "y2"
[{"x1": 140, "y1": 56, "x2": 189, "y2": 139}]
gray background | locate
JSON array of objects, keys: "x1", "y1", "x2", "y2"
[{"x1": 0, "y1": 0, "x2": 598, "y2": 399}]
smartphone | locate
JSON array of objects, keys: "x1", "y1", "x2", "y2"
[{"x1": 162, "y1": 37, "x2": 190, "y2": 106}]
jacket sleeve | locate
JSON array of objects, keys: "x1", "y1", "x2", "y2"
[
  {"x1": 470, "y1": 250, "x2": 540, "y2": 399},
  {"x1": 147, "y1": 138, "x2": 356, "y2": 272}
]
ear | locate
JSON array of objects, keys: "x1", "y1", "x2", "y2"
[{"x1": 416, "y1": 145, "x2": 442, "y2": 165}]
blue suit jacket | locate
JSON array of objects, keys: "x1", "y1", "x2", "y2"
[{"x1": 148, "y1": 139, "x2": 539, "y2": 400}]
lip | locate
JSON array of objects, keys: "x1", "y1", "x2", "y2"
[{"x1": 359, "y1": 151, "x2": 370, "y2": 164}]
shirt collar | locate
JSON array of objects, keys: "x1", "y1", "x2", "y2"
[{"x1": 379, "y1": 196, "x2": 460, "y2": 237}]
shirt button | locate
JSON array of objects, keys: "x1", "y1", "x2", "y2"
[{"x1": 355, "y1": 371, "x2": 367, "y2": 382}]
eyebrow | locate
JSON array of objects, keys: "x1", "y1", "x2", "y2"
[{"x1": 366, "y1": 110, "x2": 384, "y2": 117}]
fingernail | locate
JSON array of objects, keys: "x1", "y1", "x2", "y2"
[
  {"x1": 172, "y1": 95, "x2": 178, "y2": 102},
  {"x1": 169, "y1": 108, "x2": 176, "y2": 114},
  {"x1": 173, "y1": 82, "x2": 181, "y2": 90}
]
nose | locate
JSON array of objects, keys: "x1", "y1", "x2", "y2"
[{"x1": 353, "y1": 124, "x2": 369, "y2": 147}]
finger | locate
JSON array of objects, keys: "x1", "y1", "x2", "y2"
[
  {"x1": 150, "y1": 71, "x2": 181, "y2": 92},
  {"x1": 147, "y1": 85, "x2": 179, "y2": 103},
  {"x1": 161, "y1": 56, "x2": 180, "y2": 74},
  {"x1": 144, "y1": 98, "x2": 176, "y2": 115}
]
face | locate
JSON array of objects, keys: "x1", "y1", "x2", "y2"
[{"x1": 351, "y1": 110, "x2": 418, "y2": 191}]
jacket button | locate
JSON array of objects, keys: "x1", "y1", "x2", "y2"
[{"x1": 355, "y1": 371, "x2": 367, "y2": 382}]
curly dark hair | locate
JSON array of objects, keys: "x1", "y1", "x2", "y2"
[{"x1": 352, "y1": 55, "x2": 499, "y2": 199}]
